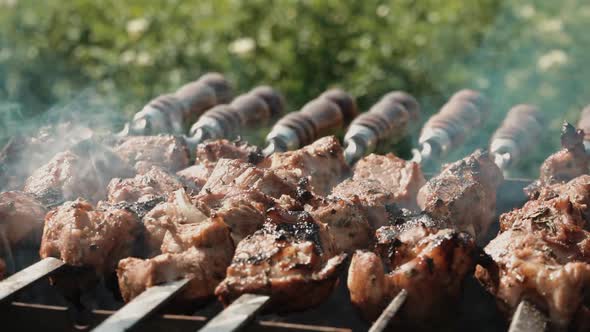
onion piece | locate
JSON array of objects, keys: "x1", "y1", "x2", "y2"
[{"x1": 174, "y1": 189, "x2": 207, "y2": 223}]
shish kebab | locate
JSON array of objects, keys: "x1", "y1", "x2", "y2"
[
  {"x1": 92, "y1": 88, "x2": 360, "y2": 332},
  {"x1": 94, "y1": 90, "x2": 422, "y2": 332},
  {"x1": 0, "y1": 84, "x2": 284, "y2": 303},
  {"x1": 477, "y1": 123, "x2": 590, "y2": 332}
]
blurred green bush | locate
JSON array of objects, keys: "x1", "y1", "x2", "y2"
[{"x1": 0, "y1": 0, "x2": 587, "y2": 177}]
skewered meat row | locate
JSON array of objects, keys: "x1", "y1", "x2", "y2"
[
  {"x1": 348, "y1": 150, "x2": 503, "y2": 323},
  {"x1": 476, "y1": 175, "x2": 590, "y2": 329}
]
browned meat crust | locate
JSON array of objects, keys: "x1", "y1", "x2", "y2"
[
  {"x1": 417, "y1": 150, "x2": 503, "y2": 239},
  {"x1": 39, "y1": 199, "x2": 140, "y2": 274},
  {"x1": 265, "y1": 136, "x2": 350, "y2": 196},
  {"x1": 24, "y1": 141, "x2": 134, "y2": 205},
  {"x1": 476, "y1": 175, "x2": 590, "y2": 328},
  {"x1": 107, "y1": 166, "x2": 196, "y2": 204},
  {"x1": 331, "y1": 153, "x2": 425, "y2": 228},
  {"x1": 195, "y1": 139, "x2": 263, "y2": 166},
  {"x1": 0, "y1": 191, "x2": 47, "y2": 245},
  {"x1": 348, "y1": 213, "x2": 476, "y2": 321},
  {"x1": 215, "y1": 208, "x2": 346, "y2": 312},
  {"x1": 114, "y1": 135, "x2": 190, "y2": 173}
]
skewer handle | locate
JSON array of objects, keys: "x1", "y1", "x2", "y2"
[
  {"x1": 91, "y1": 278, "x2": 190, "y2": 332},
  {"x1": 490, "y1": 104, "x2": 543, "y2": 170},
  {"x1": 0, "y1": 257, "x2": 65, "y2": 303},
  {"x1": 416, "y1": 89, "x2": 488, "y2": 163},
  {"x1": 198, "y1": 293, "x2": 270, "y2": 332},
  {"x1": 264, "y1": 90, "x2": 357, "y2": 154}
]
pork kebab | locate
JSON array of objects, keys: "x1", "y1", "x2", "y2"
[{"x1": 476, "y1": 123, "x2": 590, "y2": 330}]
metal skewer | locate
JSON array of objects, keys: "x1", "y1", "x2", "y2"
[
  {"x1": 263, "y1": 89, "x2": 358, "y2": 156},
  {"x1": 198, "y1": 294, "x2": 270, "y2": 332},
  {"x1": 343, "y1": 91, "x2": 420, "y2": 165},
  {"x1": 367, "y1": 289, "x2": 408, "y2": 332},
  {"x1": 490, "y1": 104, "x2": 543, "y2": 172},
  {"x1": 0, "y1": 257, "x2": 65, "y2": 303},
  {"x1": 412, "y1": 89, "x2": 489, "y2": 167},
  {"x1": 118, "y1": 72, "x2": 233, "y2": 136},
  {"x1": 91, "y1": 278, "x2": 190, "y2": 332},
  {"x1": 508, "y1": 300, "x2": 548, "y2": 332}
]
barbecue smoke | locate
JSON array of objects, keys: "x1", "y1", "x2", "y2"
[{"x1": 434, "y1": 2, "x2": 584, "y2": 178}]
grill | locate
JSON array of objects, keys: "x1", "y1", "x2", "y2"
[{"x1": 0, "y1": 178, "x2": 530, "y2": 332}]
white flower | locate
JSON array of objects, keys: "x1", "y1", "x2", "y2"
[
  {"x1": 126, "y1": 18, "x2": 149, "y2": 38},
  {"x1": 376, "y1": 5, "x2": 390, "y2": 17},
  {"x1": 228, "y1": 37, "x2": 255, "y2": 55},
  {"x1": 537, "y1": 49, "x2": 568, "y2": 71}
]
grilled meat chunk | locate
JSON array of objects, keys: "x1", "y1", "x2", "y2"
[
  {"x1": 195, "y1": 139, "x2": 263, "y2": 166},
  {"x1": 476, "y1": 175, "x2": 590, "y2": 328},
  {"x1": 107, "y1": 166, "x2": 196, "y2": 204},
  {"x1": 265, "y1": 136, "x2": 350, "y2": 196},
  {"x1": 23, "y1": 141, "x2": 134, "y2": 205},
  {"x1": 176, "y1": 164, "x2": 212, "y2": 191},
  {"x1": 309, "y1": 197, "x2": 372, "y2": 253},
  {"x1": 331, "y1": 153, "x2": 425, "y2": 228},
  {"x1": 200, "y1": 158, "x2": 295, "y2": 199},
  {"x1": 114, "y1": 135, "x2": 190, "y2": 173},
  {"x1": 215, "y1": 208, "x2": 347, "y2": 311},
  {"x1": 0, "y1": 191, "x2": 47, "y2": 245},
  {"x1": 194, "y1": 158, "x2": 294, "y2": 243},
  {"x1": 0, "y1": 258, "x2": 5, "y2": 279},
  {"x1": 117, "y1": 218, "x2": 233, "y2": 302},
  {"x1": 348, "y1": 213, "x2": 476, "y2": 321},
  {"x1": 39, "y1": 199, "x2": 140, "y2": 274},
  {"x1": 525, "y1": 123, "x2": 589, "y2": 199},
  {"x1": 417, "y1": 150, "x2": 503, "y2": 239}
]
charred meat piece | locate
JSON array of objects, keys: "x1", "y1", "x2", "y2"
[
  {"x1": 476, "y1": 175, "x2": 590, "y2": 328},
  {"x1": 39, "y1": 199, "x2": 140, "y2": 274},
  {"x1": 23, "y1": 141, "x2": 134, "y2": 205},
  {"x1": 348, "y1": 213, "x2": 476, "y2": 321},
  {"x1": 0, "y1": 191, "x2": 47, "y2": 245},
  {"x1": 117, "y1": 218, "x2": 233, "y2": 302},
  {"x1": 525, "y1": 123, "x2": 590, "y2": 199},
  {"x1": 331, "y1": 153, "x2": 425, "y2": 228},
  {"x1": 309, "y1": 196, "x2": 372, "y2": 253},
  {"x1": 195, "y1": 139, "x2": 263, "y2": 166},
  {"x1": 265, "y1": 136, "x2": 350, "y2": 196},
  {"x1": 107, "y1": 166, "x2": 196, "y2": 204},
  {"x1": 215, "y1": 208, "x2": 347, "y2": 312},
  {"x1": 417, "y1": 150, "x2": 503, "y2": 239},
  {"x1": 114, "y1": 135, "x2": 190, "y2": 174}
]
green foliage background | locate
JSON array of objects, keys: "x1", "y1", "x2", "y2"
[{"x1": 0, "y1": 0, "x2": 586, "y2": 177}]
